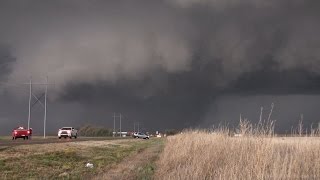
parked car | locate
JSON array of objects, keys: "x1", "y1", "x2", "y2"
[
  {"x1": 12, "y1": 127, "x2": 32, "y2": 140},
  {"x1": 133, "y1": 132, "x2": 150, "y2": 139},
  {"x1": 58, "y1": 127, "x2": 78, "y2": 139}
]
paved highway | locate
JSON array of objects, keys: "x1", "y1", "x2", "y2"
[{"x1": 0, "y1": 136, "x2": 126, "y2": 147}]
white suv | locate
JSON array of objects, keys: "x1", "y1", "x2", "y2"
[
  {"x1": 58, "y1": 127, "x2": 78, "y2": 139},
  {"x1": 133, "y1": 132, "x2": 149, "y2": 139}
]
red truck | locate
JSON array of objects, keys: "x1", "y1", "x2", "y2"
[{"x1": 12, "y1": 127, "x2": 32, "y2": 140}]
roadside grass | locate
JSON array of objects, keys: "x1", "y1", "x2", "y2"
[
  {"x1": 0, "y1": 136, "x2": 10, "y2": 140},
  {"x1": 135, "y1": 139, "x2": 165, "y2": 180},
  {"x1": 137, "y1": 162, "x2": 156, "y2": 180},
  {"x1": 0, "y1": 136, "x2": 60, "y2": 142},
  {"x1": 0, "y1": 139, "x2": 158, "y2": 179},
  {"x1": 156, "y1": 130, "x2": 320, "y2": 180}
]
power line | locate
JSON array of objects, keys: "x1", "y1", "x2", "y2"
[
  {"x1": 133, "y1": 121, "x2": 140, "y2": 133},
  {"x1": 28, "y1": 77, "x2": 32, "y2": 130},
  {"x1": 25, "y1": 76, "x2": 53, "y2": 139},
  {"x1": 43, "y1": 76, "x2": 48, "y2": 139},
  {"x1": 1, "y1": 76, "x2": 53, "y2": 138},
  {"x1": 113, "y1": 113, "x2": 123, "y2": 137},
  {"x1": 120, "y1": 113, "x2": 122, "y2": 137},
  {"x1": 113, "y1": 113, "x2": 116, "y2": 137}
]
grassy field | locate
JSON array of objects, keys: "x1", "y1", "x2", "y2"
[
  {"x1": 3, "y1": 123, "x2": 320, "y2": 179},
  {"x1": 155, "y1": 131, "x2": 320, "y2": 180},
  {"x1": 0, "y1": 138, "x2": 164, "y2": 179},
  {"x1": 94, "y1": 138, "x2": 165, "y2": 180}
]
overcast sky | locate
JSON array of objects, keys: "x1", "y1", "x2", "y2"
[{"x1": 0, "y1": 0, "x2": 320, "y2": 135}]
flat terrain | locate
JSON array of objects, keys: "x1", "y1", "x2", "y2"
[
  {"x1": 0, "y1": 136, "x2": 126, "y2": 147},
  {"x1": 156, "y1": 132, "x2": 320, "y2": 180},
  {"x1": 0, "y1": 137, "x2": 164, "y2": 179},
  {"x1": 93, "y1": 139, "x2": 163, "y2": 180},
  {"x1": 3, "y1": 133, "x2": 319, "y2": 180}
]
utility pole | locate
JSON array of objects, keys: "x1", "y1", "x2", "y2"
[
  {"x1": 3, "y1": 77, "x2": 52, "y2": 136},
  {"x1": 27, "y1": 77, "x2": 32, "y2": 130},
  {"x1": 113, "y1": 113, "x2": 123, "y2": 137},
  {"x1": 119, "y1": 113, "x2": 122, "y2": 137},
  {"x1": 138, "y1": 122, "x2": 140, "y2": 132},
  {"x1": 113, "y1": 113, "x2": 116, "y2": 137},
  {"x1": 24, "y1": 76, "x2": 53, "y2": 138},
  {"x1": 43, "y1": 76, "x2": 48, "y2": 139}
]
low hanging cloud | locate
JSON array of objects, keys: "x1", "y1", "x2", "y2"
[
  {"x1": 9, "y1": 28, "x2": 191, "y2": 89},
  {"x1": 1, "y1": 0, "x2": 320, "y2": 95},
  {"x1": 1, "y1": 1, "x2": 192, "y2": 94},
  {"x1": 0, "y1": 0, "x2": 320, "y2": 133},
  {"x1": 170, "y1": 0, "x2": 277, "y2": 9}
]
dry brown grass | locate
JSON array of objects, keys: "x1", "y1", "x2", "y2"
[{"x1": 156, "y1": 130, "x2": 320, "y2": 180}]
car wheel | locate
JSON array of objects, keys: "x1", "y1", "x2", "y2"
[
  {"x1": 69, "y1": 136, "x2": 72, "y2": 139},
  {"x1": 26, "y1": 136, "x2": 29, "y2": 140},
  {"x1": 59, "y1": 137, "x2": 61, "y2": 139},
  {"x1": 75, "y1": 135, "x2": 77, "y2": 139},
  {"x1": 12, "y1": 137, "x2": 14, "y2": 140}
]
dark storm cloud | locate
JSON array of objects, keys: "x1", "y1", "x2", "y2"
[
  {"x1": 1, "y1": 0, "x2": 320, "y2": 90},
  {"x1": 0, "y1": 0, "x2": 320, "y2": 133},
  {"x1": 0, "y1": 0, "x2": 192, "y2": 92},
  {"x1": 0, "y1": 44, "x2": 15, "y2": 83}
]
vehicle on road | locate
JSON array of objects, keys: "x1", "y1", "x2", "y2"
[
  {"x1": 12, "y1": 127, "x2": 32, "y2": 140},
  {"x1": 133, "y1": 132, "x2": 150, "y2": 139},
  {"x1": 58, "y1": 127, "x2": 78, "y2": 139}
]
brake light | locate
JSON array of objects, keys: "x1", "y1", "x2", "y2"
[
  {"x1": 27, "y1": 130, "x2": 30, "y2": 134},
  {"x1": 14, "y1": 131, "x2": 17, "y2": 134}
]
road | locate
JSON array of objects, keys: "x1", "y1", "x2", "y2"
[{"x1": 0, "y1": 136, "x2": 127, "y2": 147}]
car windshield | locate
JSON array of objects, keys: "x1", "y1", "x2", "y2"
[{"x1": 61, "y1": 127, "x2": 72, "y2": 130}]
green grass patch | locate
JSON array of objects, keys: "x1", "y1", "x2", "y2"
[
  {"x1": 136, "y1": 162, "x2": 156, "y2": 180},
  {"x1": 0, "y1": 139, "x2": 159, "y2": 179},
  {"x1": 135, "y1": 138, "x2": 165, "y2": 180}
]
